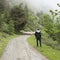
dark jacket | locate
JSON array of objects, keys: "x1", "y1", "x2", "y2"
[{"x1": 35, "y1": 31, "x2": 41, "y2": 39}]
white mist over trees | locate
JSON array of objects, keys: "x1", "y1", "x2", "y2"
[{"x1": 6, "y1": 0, "x2": 60, "y2": 13}]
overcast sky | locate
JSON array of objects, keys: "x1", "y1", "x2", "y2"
[
  {"x1": 25, "y1": 0, "x2": 60, "y2": 13},
  {"x1": 8, "y1": 0, "x2": 60, "y2": 13}
]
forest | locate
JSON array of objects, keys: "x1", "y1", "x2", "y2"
[{"x1": 0, "y1": 0, "x2": 60, "y2": 60}]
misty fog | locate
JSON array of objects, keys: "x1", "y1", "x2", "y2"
[{"x1": 7, "y1": 0, "x2": 60, "y2": 13}]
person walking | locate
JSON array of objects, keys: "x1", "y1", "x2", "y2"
[{"x1": 35, "y1": 29, "x2": 42, "y2": 47}]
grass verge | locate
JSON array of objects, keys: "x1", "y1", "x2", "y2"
[{"x1": 27, "y1": 35, "x2": 60, "y2": 60}]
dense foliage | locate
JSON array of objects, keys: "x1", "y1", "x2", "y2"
[
  {"x1": 10, "y1": 6, "x2": 26, "y2": 32},
  {"x1": 0, "y1": 0, "x2": 60, "y2": 49},
  {"x1": 24, "y1": 11, "x2": 39, "y2": 31},
  {"x1": 0, "y1": 0, "x2": 26, "y2": 33}
]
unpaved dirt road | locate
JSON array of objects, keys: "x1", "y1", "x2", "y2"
[{"x1": 0, "y1": 35, "x2": 48, "y2": 60}]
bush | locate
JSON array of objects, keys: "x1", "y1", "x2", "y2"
[
  {"x1": 1, "y1": 22, "x2": 9, "y2": 32},
  {"x1": 8, "y1": 20, "x2": 15, "y2": 34}
]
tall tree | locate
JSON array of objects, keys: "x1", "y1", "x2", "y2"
[{"x1": 10, "y1": 5, "x2": 26, "y2": 32}]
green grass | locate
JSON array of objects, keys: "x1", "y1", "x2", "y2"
[
  {"x1": 0, "y1": 32, "x2": 19, "y2": 57},
  {"x1": 27, "y1": 35, "x2": 60, "y2": 60}
]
